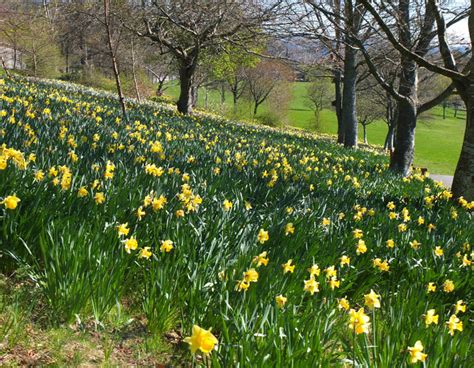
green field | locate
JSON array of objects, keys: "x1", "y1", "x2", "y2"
[{"x1": 164, "y1": 81, "x2": 466, "y2": 175}]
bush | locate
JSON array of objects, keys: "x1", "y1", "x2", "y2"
[
  {"x1": 257, "y1": 111, "x2": 282, "y2": 127},
  {"x1": 149, "y1": 94, "x2": 175, "y2": 105}
]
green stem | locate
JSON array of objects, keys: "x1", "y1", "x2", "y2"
[
  {"x1": 353, "y1": 328, "x2": 356, "y2": 367},
  {"x1": 372, "y1": 309, "x2": 376, "y2": 367}
]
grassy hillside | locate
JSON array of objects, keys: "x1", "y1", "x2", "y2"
[
  {"x1": 164, "y1": 81, "x2": 466, "y2": 175},
  {"x1": 1, "y1": 76, "x2": 472, "y2": 366}
]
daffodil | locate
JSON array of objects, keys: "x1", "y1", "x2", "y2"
[
  {"x1": 160, "y1": 239, "x2": 174, "y2": 253},
  {"x1": 446, "y1": 314, "x2": 463, "y2": 336},
  {"x1": 253, "y1": 252, "x2": 269, "y2": 267},
  {"x1": 409, "y1": 240, "x2": 420, "y2": 249},
  {"x1": 407, "y1": 340, "x2": 427, "y2": 364},
  {"x1": 94, "y1": 192, "x2": 105, "y2": 204},
  {"x1": 257, "y1": 229, "x2": 269, "y2": 244},
  {"x1": 223, "y1": 199, "x2": 233, "y2": 211},
  {"x1": 348, "y1": 308, "x2": 370, "y2": 335},
  {"x1": 275, "y1": 295, "x2": 287, "y2": 308},
  {"x1": 308, "y1": 264, "x2": 320, "y2": 276},
  {"x1": 139, "y1": 247, "x2": 152, "y2": 259},
  {"x1": 356, "y1": 239, "x2": 367, "y2": 255},
  {"x1": 353, "y1": 229, "x2": 363, "y2": 239},
  {"x1": 34, "y1": 170, "x2": 45, "y2": 182},
  {"x1": 285, "y1": 223, "x2": 295, "y2": 235},
  {"x1": 427, "y1": 282, "x2": 436, "y2": 293},
  {"x1": 443, "y1": 279, "x2": 455, "y2": 293},
  {"x1": 282, "y1": 259, "x2": 295, "y2": 274},
  {"x1": 124, "y1": 237, "x2": 138, "y2": 253},
  {"x1": 364, "y1": 289, "x2": 381, "y2": 309},
  {"x1": 243, "y1": 268, "x2": 259, "y2": 283},
  {"x1": 340, "y1": 255, "x2": 351, "y2": 267},
  {"x1": 136, "y1": 206, "x2": 146, "y2": 220},
  {"x1": 373, "y1": 258, "x2": 390, "y2": 272},
  {"x1": 424, "y1": 309, "x2": 439, "y2": 326},
  {"x1": 338, "y1": 297, "x2": 350, "y2": 311},
  {"x1": 236, "y1": 280, "x2": 250, "y2": 292},
  {"x1": 77, "y1": 186, "x2": 88, "y2": 197},
  {"x1": 117, "y1": 223, "x2": 130, "y2": 237},
  {"x1": 304, "y1": 276, "x2": 319, "y2": 295},
  {"x1": 454, "y1": 300, "x2": 466, "y2": 314},
  {"x1": 184, "y1": 325, "x2": 218, "y2": 355},
  {"x1": 321, "y1": 217, "x2": 331, "y2": 227},
  {"x1": 328, "y1": 277, "x2": 340, "y2": 289},
  {"x1": 1, "y1": 194, "x2": 20, "y2": 210}
]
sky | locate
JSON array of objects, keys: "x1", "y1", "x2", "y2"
[
  {"x1": 448, "y1": 18, "x2": 470, "y2": 42},
  {"x1": 447, "y1": 0, "x2": 470, "y2": 42}
]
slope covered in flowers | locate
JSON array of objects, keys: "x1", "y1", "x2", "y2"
[{"x1": 0, "y1": 77, "x2": 472, "y2": 367}]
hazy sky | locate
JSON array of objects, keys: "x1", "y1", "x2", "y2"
[
  {"x1": 448, "y1": 18, "x2": 470, "y2": 41},
  {"x1": 447, "y1": 0, "x2": 470, "y2": 41}
]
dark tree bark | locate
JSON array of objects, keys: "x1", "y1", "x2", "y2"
[
  {"x1": 384, "y1": 123, "x2": 395, "y2": 150},
  {"x1": 452, "y1": 14, "x2": 474, "y2": 200},
  {"x1": 334, "y1": 69, "x2": 344, "y2": 143},
  {"x1": 220, "y1": 83, "x2": 226, "y2": 104},
  {"x1": 177, "y1": 60, "x2": 196, "y2": 115},
  {"x1": 390, "y1": 0, "x2": 418, "y2": 174},
  {"x1": 333, "y1": 0, "x2": 344, "y2": 144},
  {"x1": 232, "y1": 87, "x2": 238, "y2": 114},
  {"x1": 383, "y1": 96, "x2": 396, "y2": 151},
  {"x1": 342, "y1": 43, "x2": 358, "y2": 147}
]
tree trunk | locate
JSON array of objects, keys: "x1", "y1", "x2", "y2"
[
  {"x1": 221, "y1": 83, "x2": 226, "y2": 104},
  {"x1": 131, "y1": 39, "x2": 141, "y2": 102},
  {"x1": 191, "y1": 85, "x2": 198, "y2": 108},
  {"x1": 253, "y1": 101, "x2": 259, "y2": 116},
  {"x1": 384, "y1": 97, "x2": 396, "y2": 151},
  {"x1": 452, "y1": 13, "x2": 474, "y2": 200},
  {"x1": 390, "y1": 0, "x2": 417, "y2": 176},
  {"x1": 32, "y1": 52, "x2": 38, "y2": 77},
  {"x1": 65, "y1": 48, "x2": 69, "y2": 74},
  {"x1": 342, "y1": 44, "x2": 358, "y2": 147},
  {"x1": 13, "y1": 43, "x2": 17, "y2": 70},
  {"x1": 232, "y1": 81, "x2": 239, "y2": 115},
  {"x1": 334, "y1": 69, "x2": 344, "y2": 144},
  {"x1": 363, "y1": 123, "x2": 367, "y2": 144},
  {"x1": 177, "y1": 62, "x2": 195, "y2": 114},
  {"x1": 314, "y1": 109, "x2": 321, "y2": 130},
  {"x1": 452, "y1": 98, "x2": 474, "y2": 200},
  {"x1": 384, "y1": 123, "x2": 395, "y2": 151},
  {"x1": 442, "y1": 100, "x2": 446, "y2": 119},
  {"x1": 156, "y1": 78, "x2": 165, "y2": 95},
  {"x1": 390, "y1": 93, "x2": 417, "y2": 175},
  {"x1": 103, "y1": 0, "x2": 127, "y2": 120}
]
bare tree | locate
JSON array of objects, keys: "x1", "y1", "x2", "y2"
[
  {"x1": 359, "y1": 0, "x2": 473, "y2": 199},
  {"x1": 245, "y1": 60, "x2": 293, "y2": 116},
  {"x1": 103, "y1": 0, "x2": 127, "y2": 119},
  {"x1": 300, "y1": 0, "x2": 370, "y2": 148},
  {"x1": 306, "y1": 72, "x2": 333, "y2": 130},
  {"x1": 128, "y1": 0, "x2": 285, "y2": 115},
  {"x1": 356, "y1": 91, "x2": 385, "y2": 144}
]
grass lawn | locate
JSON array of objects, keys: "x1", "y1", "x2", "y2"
[{"x1": 163, "y1": 81, "x2": 466, "y2": 175}]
